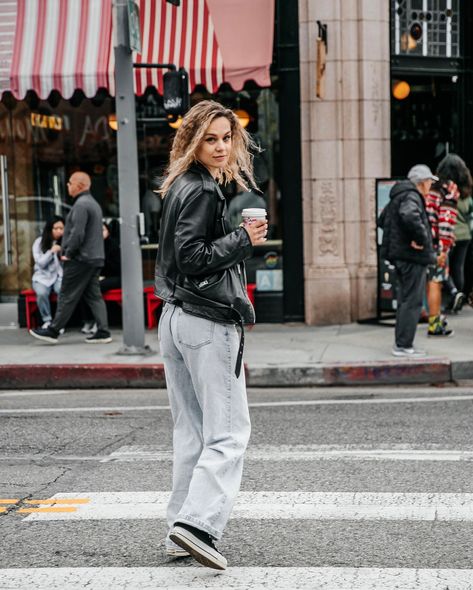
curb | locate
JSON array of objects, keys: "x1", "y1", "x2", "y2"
[{"x1": 0, "y1": 358, "x2": 454, "y2": 389}]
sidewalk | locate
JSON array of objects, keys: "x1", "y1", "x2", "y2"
[{"x1": 1, "y1": 302, "x2": 473, "y2": 388}]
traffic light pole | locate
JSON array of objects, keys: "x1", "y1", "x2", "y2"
[{"x1": 114, "y1": 1, "x2": 151, "y2": 355}]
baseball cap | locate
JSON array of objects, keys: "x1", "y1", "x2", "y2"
[{"x1": 407, "y1": 164, "x2": 439, "y2": 184}]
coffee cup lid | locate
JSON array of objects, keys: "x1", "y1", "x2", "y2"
[{"x1": 242, "y1": 208, "x2": 267, "y2": 217}]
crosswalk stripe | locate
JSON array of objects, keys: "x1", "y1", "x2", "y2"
[
  {"x1": 2, "y1": 444, "x2": 473, "y2": 464},
  {"x1": 19, "y1": 491, "x2": 473, "y2": 522},
  {"x1": 1, "y1": 393, "x2": 473, "y2": 415},
  {"x1": 0, "y1": 567, "x2": 472, "y2": 589},
  {"x1": 104, "y1": 444, "x2": 473, "y2": 463}
]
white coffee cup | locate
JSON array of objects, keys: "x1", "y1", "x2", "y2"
[{"x1": 242, "y1": 208, "x2": 267, "y2": 227}]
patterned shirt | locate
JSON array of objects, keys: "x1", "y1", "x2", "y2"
[{"x1": 424, "y1": 181, "x2": 459, "y2": 253}]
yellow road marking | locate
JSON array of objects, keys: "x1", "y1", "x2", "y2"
[
  {"x1": 0, "y1": 507, "x2": 6, "y2": 513},
  {"x1": 0, "y1": 499, "x2": 20, "y2": 504},
  {"x1": 18, "y1": 507, "x2": 78, "y2": 513},
  {"x1": 24, "y1": 498, "x2": 90, "y2": 505}
]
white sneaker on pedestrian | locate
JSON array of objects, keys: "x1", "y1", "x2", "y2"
[
  {"x1": 391, "y1": 345, "x2": 426, "y2": 358},
  {"x1": 81, "y1": 322, "x2": 95, "y2": 334},
  {"x1": 41, "y1": 321, "x2": 51, "y2": 329}
]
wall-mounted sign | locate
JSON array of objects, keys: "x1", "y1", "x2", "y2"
[{"x1": 31, "y1": 113, "x2": 63, "y2": 131}]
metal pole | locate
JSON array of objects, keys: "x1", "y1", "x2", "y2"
[
  {"x1": 114, "y1": 0, "x2": 151, "y2": 355},
  {"x1": 0, "y1": 155, "x2": 12, "y2": 266}
]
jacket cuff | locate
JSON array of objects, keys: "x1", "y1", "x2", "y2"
[{"x1": 240, "y1": 226, "x2": 254, "y2": 258}]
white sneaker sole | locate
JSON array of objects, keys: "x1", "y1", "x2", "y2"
[
  {"x1": 391, "y1": 350, "x2": 426, "y2": 358},
  {"x1": 85, "y1": 337, "x2": 112, "y2": 344},
  {"x1": 165, "y1": 547, "x2": 190, "y2": 558},
  {"x1": 29, "y1": 330, "x2": 58, "y2": 344},
  {"x1": 170, "y1": 526, "x2": 227, "y2": 570}
]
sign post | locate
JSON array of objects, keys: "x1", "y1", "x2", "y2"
[{"x1": 114, "y1": 0, "x2": 150, "y2": 354}]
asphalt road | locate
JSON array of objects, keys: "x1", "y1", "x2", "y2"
[{"x1": 1, "y1": 385, "x2": 473, "y2": 589}]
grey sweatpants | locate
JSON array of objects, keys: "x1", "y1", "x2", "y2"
[
  {"x1": 51, "y1": 259, "x2": 109, "y2": 332},
  {"x1": 394, "y1": 260, "x2": 427, "y2": 348}
]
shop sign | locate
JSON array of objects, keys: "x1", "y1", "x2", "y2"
[
  {"x1": 256, "y1": 269, "x2": 283, "y2": 292},
  {"x1": 30, "y1": 113, "x2": 63, "y2": 131}
]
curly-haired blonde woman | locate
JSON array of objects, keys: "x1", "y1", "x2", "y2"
[{"x1": 155, "y1": 100, "x2": 267, "y2": 570}]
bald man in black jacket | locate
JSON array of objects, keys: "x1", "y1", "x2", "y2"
[{"x1": 29, "y1": 172, "x2": 112, "y2": 344}]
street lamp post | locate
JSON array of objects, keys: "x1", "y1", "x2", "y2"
[{"x1": 114, "y1": 1, "x2": 151, "y2": 355}]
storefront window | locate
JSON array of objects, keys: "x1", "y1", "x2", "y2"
[
  {"x1": 1, "y1": 84, "x2": 283, "y2": 301},
  {"x1": 392, "y1": 0, "x2": 460, "y2": 57}
]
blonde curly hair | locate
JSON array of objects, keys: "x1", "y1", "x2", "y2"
[{"x1": 159, "y1": 100, "x2": 259, "y2": 196}]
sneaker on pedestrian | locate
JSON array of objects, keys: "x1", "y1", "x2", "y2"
[
  {"x1": 85, "y1": 329, "x2": 112, "y2": 344},
  {"x1": 428, "y1": 325, "x2": 454, "y2": 337},
  {"x1": 81, "y1": 321, "x2": 95, "y2": 334},
  {"x1": 41, "y1": 321, "x2": 51, "y2": 329},
  {"x1": 164, "y1": 537, "x2": 190, "y2": 558},
  {"x1": 29, "y1": 326, "x2": 59, "y2": 344},
  {"x1": 169, "y1": 522, "x2": 227, "y2": 570},
  {"x1": 391, "y1": 345, "x2": 426, "y2": 358},
  {"x1": 428, "y1": 314, "x2": 454, "y2": 337},
  {"x1": 451, "y1": 291, "x2": 465, "y2": 313}
]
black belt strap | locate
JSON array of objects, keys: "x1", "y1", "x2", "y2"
[{"x1": 173, "y1": 284, "x2": 245, "y2": 378}]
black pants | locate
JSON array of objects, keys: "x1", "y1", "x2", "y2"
[
  {"x1": 52, "y1": 260, "x2": 109, "y2": 332},
  {"x1": 394, "y1": 260, "x2": 427, "y2": 348},
  {"x1": 449, "y1": 239, "x2": 471, "y2": 293}
]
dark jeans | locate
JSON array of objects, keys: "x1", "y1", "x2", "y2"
[
  {"x1": 449, "y1": 239, "x2": 471, "y2": 293},
  {"x1": 81, "y1": 276, "x2": 121, "y2": 322},
  {"x1": 51, "y1": 260, "x2": 109, "y2": 332},
  {"x1": 394, "y1": 260, "x2": 427, "y2": 348}
]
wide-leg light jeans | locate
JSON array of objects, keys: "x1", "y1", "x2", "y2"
[{"x1": 159, "y1": 303, "x2": 251, "y2": 540}]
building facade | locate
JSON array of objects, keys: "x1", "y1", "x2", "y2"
[
  {"x1": 2, "y1": 0, "x2": 472, "y2": 327},
  {"x1": 299, "y1": 0, "x2": 391, "y2": 324}
]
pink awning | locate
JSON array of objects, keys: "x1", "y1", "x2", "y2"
[{"x1": 3, "y1": 0, "x2": 274, "y2": 100}]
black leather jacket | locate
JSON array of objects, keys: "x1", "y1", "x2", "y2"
[{"x1": 154, "y1": 163, "x2": 255, "y2": 324}]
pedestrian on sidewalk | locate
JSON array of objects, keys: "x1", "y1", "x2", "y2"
[
  {"x1": 440, "y1": 155, "x2": 473, "y2": 312},
  {"x1": 423, "y1": 157, "x2": 460, "y2": 337},
  {"x1": 29, "y1": 171, "x2": 112, "y2": 344},
  {"x1": 155, "y1": 100, "x2": 267, "y2": 570},
  {"x1": 31, "y1": 215, "x2": 65, "y2": 328},
  {"x1": 379, "y1": 164, "x2": 436, "y2": 357}
]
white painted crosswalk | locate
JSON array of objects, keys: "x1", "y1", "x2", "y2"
[
  {"x1": 18, "y1": 490, "x2": 473, "y2": 522},
  {"x1": 1, "y1": 567, "x2": 473, "y2": 590},
  {"x1": 104, "y1": 443, "x2": 473, "y2": 462}
]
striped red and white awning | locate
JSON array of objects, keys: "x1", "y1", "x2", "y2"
[{"x1": 3, "y1": 0, "x2": 274, "y2": 100}]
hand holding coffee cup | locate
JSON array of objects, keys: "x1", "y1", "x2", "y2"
[{"x1": 242, "y1": 208, "x2": 268, "y2": 245}]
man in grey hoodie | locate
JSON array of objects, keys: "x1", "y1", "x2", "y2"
[{"x1": 29, "y1": 172, "x2": 112, "y2": 344}]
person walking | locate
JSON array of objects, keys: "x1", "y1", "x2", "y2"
[
  {"x1": 440, "y1": 154, "x2": 473, "y2": 312},
  {"x1": 31, "y1": 215, "x2": 65, "y2": 328},
  {"x1": 29, "y1": 172, "x2": 112, "y2": 344},
  {"x1": 423, "y1": 161, "x2": 459, "y2": 336},
  {"x1": 155, "y1": 100, "x2": 267, "y2": 570},
  {"x1": 379, "y1": 164, "x2": 436, "y2": 357}
]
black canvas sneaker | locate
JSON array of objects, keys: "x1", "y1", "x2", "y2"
[
  {"x1": 85, "y1": 330, "x2": 112, "y2": 344},
  {"x1": 29, "y1": 326, "x2": 59, "y2": 344},
  {"x1": 170, "y1": 522, "x2": 227, "y2": 570}
]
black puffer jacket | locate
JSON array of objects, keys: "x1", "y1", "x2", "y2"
[
  {"x1": 379, "y1": 180, "x2": 436, "y2": 266},
  {"x1": 154, "y1": 162, "x2": 254, "y2": 323}
]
